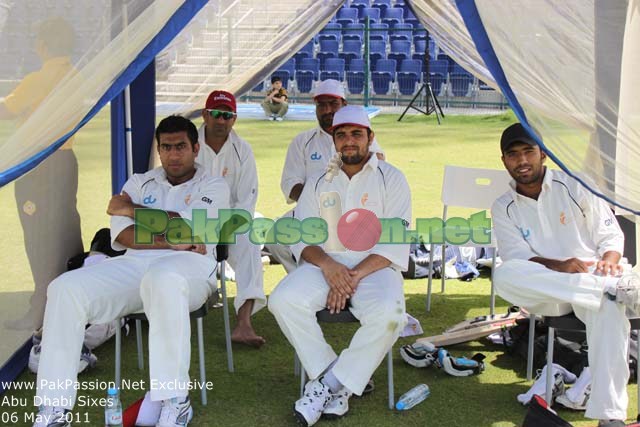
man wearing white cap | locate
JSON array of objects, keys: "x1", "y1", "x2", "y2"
[
  {"x1": 197, "y1": 90, "x2": 266, "y2": 347},
  {"x1": 267, "y1": 79, "x2": 384, "y2": 272},
  {"x1": 269, "y1": 105, "x2": 411, "y2": 426}
]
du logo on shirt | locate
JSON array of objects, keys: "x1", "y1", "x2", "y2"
[
  {"x1": 519, "y1": 227, "x2": 531, "y2": 240},
  {"x1": 143, "y1": 195, "x2": 157, "y2": 205},
  {"x1": 322, "y1": 197, "x2": 336, "y2": 208},
  {"x1": 310, "y1": 152, "x2": 322, "y2": 161}
]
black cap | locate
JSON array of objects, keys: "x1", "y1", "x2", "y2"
[
  {"x1": 271, "y1": 75, "x2": 282, "y2": 84},
  {"x1": 500, "y1": 123, "x2": 538, "y2": 153}
]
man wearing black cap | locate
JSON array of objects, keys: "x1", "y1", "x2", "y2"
[
  {"x1": 492, "y1": 123, "x2": 640, "y2": 427},
  {"x1": 261, "y1": 75, "x2": 288, "y2": 121}
]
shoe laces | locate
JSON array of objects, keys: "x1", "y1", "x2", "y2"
[{"x1": 158, "y1": 397, "x2": 189, "y2": 424}]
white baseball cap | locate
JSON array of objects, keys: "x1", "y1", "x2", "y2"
[
  {"x1": 313, "y1": 79, "x2": 346, "y2": 100},
  {"x1": 329, "y1": 105, "x2": 371, "y2": 131}
]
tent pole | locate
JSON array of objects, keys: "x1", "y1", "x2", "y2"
[{"x1": 123, "y1": 2, "x2": 133, "y2": 179}]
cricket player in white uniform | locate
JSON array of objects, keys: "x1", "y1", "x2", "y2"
[
  {"x1": 33, "y1": 116, "x2": 229, "y2": 427},
  {"x1": 196, "y1": 90, "x2": 266, "y2": 347},
  {"x1": 267, "y1": 79, "x2": 384, "y2": 272},
  {"x1": 492, "y1": 123, "x2": 640, "y2": 427},
  {"x1": 269, "y1": 106, "x2": 411, "y2": 426}
]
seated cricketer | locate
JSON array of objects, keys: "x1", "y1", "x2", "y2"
[
  {"x1": 33, "y1": 115, "x2": 229, "y2": 427},
  {"x1": 492, "y1": 123, "x2": 640, "y2": 427},
  {"x1": 268, "y1": 105, "x2": 411, "y2": 426}
]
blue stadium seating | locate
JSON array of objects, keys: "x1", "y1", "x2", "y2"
[
  {"x1": 296, "y1": 71, "x2": 315, "y2": 93},
  {"x1": 344, "y1": 23, "x2": 365, "y2": 42},
  {"x1": 449, "y1": 72, "x2": 473, "y2": 96},
  {"x1": 350, "y1": 0, "x2": 370, "y2": 15},
  {"x1": 371, "y1": 0, "x2": 391, "y2": 14},
  {"x1": 339, "y1": 39, "x2": 362, "y2": 69},
  {"x1": 294, "y1": 41, "x2": 314, "y2": 62},
  {"x1": 360, "y1": 7, "x2": 380, "y2": 24},
  {"x1": 369, "y1": 23, "x2": 389, "y2": 42},
  {"x1": 382, "y1": 7, "x2": 404, "y2": 27},
  {"x1": 337, "y1": 7, "x2": 358, "y2": 26},
  {"x1": 298, "y1": 57, "x2": 320, "y2": 80},
  {"x1": 349, "y1": 58, "x2": 365, "y2": 72},
  {"x1": 429, "y1": 72, "x2": 446, "y2": 94},
  {"x1": 369, "y1": 40, "x2": 387, "y2": 67},
  {"x1": 279, "y1": 58, "x2": 296, "y2": 79},
  {"x1": 320, "y1": 22, "x2": 342, "y2": 43},
  {"x1": 397, "y1": 72, "x2": 418, "y2": 95},
  {"x1": 429, "y1": 59, "x2": 449, "y2": 75},
  {"x1": 346, "y1": 70, "x2": 365, "y2": 94},
  {"x1": 387, "y1": 40, "x2": 411, "y2": 70},
  {"x1": 390, "y1": 23, "x2": 413, "y2": 43},
  {"x1": 372, "y1": 59, "x2": 396, "y2": 94},
  {"x1": 321, "y1": 58, "x2": 346, "y2": 81}
]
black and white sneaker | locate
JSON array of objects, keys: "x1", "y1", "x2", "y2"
[
  {"x1": 608, "y1": 273, "x2": 640, "y2": 314},
  {"x1": 322, "y1": 387, "x2": 351, "y2": 419},
  {"x1": 293, "y1": 378, "x2": 332, "y2": 426},
  {"x1": 157, "y1": 396, "x2": 193, "y2": 427},
  {"x1": 32, "y1": 406, "x2": 69, "y2": 427}
]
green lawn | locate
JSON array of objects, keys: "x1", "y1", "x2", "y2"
[{"x1": 0, "y1": 109, "x2": 633, "y2": 426}]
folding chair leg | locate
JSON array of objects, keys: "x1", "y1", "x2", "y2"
[
  {"x1": 387, "y1": 349, "x2": 394, "y2": 410},
  {"x1": 545, "y1": 327, "x2": 555, "y2": 405},
  {"x1": 135, "y1": 319, "x2": 144, "y2": 371},
  {"x1": 526, "y1": 313, "x2": 536, "y2": 381},
  {"x1": 426, "y1": 244, "x2": 434, "y2": 312},
  {"x1": 489, "y1": 251, "x2": 497, "y2": 317},
  {"x1": 440, "y1": 244, "x2": 446, "y2": 293},
  {"x1": 197, "y1": 317, "x2": 207, "y2": 406},
  {"x1": 220, "y1": 260, "x2": 234, "y2": 373},
  {"x1": 299, "y1": 356, "x2": 307, "y2": 398},
  {"x1": 294, "y1": 352, "x2": 300, "y2": 377},
  {"x1": 115, "y1": 318, "x2": 122, "y2": 388}
]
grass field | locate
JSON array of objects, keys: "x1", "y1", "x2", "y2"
[{"x1": 0, "y1": 108, "x2": 634, "y2": 426}]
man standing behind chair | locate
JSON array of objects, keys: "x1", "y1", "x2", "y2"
[
  {"x1": 269, "y1": 106, "x2": 411, "y2": 426},
  {"x1": 198, "y1": 90, "x2": 266, "y2": 347},
  {"x1": 267, "y1": 79, "x2": 385, "y2": 272},
  {"x1": 32, "y1": 116, "x2": 229, "y2": 427},
  {"x1": 492, "y1": 123, "x2": 640, "y2": 427},
  {"x1": 261, "y1": 75, "x2": 288, "y2": 121}
]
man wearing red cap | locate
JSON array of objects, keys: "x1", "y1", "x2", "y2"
[
  {"x1": 197, "y1": 90, "x2": 266, "y2": 347},
  {"x1": 269, "y1": 105, "x2": 411, "y2": 426},
  {"x1": 266, "y1": 80, "x2": 385, "y2": 273}
]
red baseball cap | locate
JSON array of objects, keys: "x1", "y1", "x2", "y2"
[{"x1": 205, "y1": 90, "x2": 236, "y2": 112}]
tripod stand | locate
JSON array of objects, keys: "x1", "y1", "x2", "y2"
[{"x1": 398, "y1": 31, "x2": 444, "y2": 124}]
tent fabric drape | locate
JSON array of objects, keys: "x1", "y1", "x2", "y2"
[{"x1": 415, "y1": 0, "x2": 639, "y2": 215}]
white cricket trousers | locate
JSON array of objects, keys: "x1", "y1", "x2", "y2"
[
  {"x1": 495, "y1": 259, "x2": 630, "y2": 420},
  {"x1": 227, "y1": 233, "x2": 266, "y2": 314},
  {"x1": 268, "y1": 263, "x2": 406, "y2": 395},
  {"x1": 36, "y1": 251, "x2": 215, "y2": 407}
]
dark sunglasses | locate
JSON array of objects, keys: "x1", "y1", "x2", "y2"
[{"x1": 206, "y1": 109, "x2": 236, "y2": 120}]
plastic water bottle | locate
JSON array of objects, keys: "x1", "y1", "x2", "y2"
[
  {"x1": 104, "y1": 387, "x2": 123, "y2": 427},
  {"x1": 395, "y1": 384, "x2": 430, "y2": 410}
]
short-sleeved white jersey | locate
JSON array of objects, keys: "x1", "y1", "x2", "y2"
[{"x1": 491, "y1": 168, "x2": 624, "y2": 263}]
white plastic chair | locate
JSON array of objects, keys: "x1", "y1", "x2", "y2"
[{"x1": 426, "y1": 165, "x2": 511, "y2": 314}]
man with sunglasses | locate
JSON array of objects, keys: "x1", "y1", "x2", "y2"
[
  {"x1": 33, "y1": 115, "x2": 229, "y2": 427},
  {"x1": 197, "y1": 90, "x2": 266, "y2": 348},
  {"x1": 267, "y1": 80, "x2": 385, "y2": 272}
]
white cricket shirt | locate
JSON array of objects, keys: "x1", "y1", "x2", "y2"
[
  {"x1": 110, "y1": 165, "x2": 230, "y2": 257},
  {"x1": 292, "y1": 154, "x2": 411, "y2": 271},
  {"x1": 491, "y1": 168, "x2": 624, "y2": 263}
]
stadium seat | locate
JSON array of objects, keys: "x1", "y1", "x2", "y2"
[
  {"x1": 451, "y1": 63, "x2": 468, "y2": 74},
  {"x1": 382, "y1": 7, "x2": 404, "y2": 27},
  {"x1": 429, "y1": 72, "x2": 446, "y2": 95},
  {"x1": 295, "y1": 70, "x2": 315, "y2": 93},
  {"x1": 403, "y1": 5, "x2": 419, "y2": 26},
  {"x1": 387, "y1": 40, "x2": 411, "y2": 70},
  {"x1": 369, "y1": 40, "x2": 387, "y2": 67},
  {"x1": 411, "y1": 52, "x2": 426, "y2": 66},
  {"x1": 346, "y1": 71, "x2": 365, "y2": 95},
  {"x1": 317, "y1": 39, "x2": 339, "y2": 69},
  {"x1": 371, "y1": 0, "x2": 391, "y2": 14},
  {"x1": 390, "y1": 22, "x2": 413, "y2": 43},
  {"x1": 372, "y1": 58, "x2": 396, "y2": 94},
  {"x1": 400, "y1": 58, "x2": 422, "y2": 76},
  {"x1": 414, "y1": 39, "x2": 427, "y2": 56},
  {"x1": 343, "y1": 23, "x2": 365, "y2": 42},
  {"x1": 294, "y1": 40, "x2": 314, "y2": 63},
  {"x1": 374, "y1": 58, "x2": 397, "y2": 80},
  {"x1": 320, "y1": 22, "x2": 342, "y2": 43},
  {"x1": 349, "y1": 58, "x2": 365, "y2": 72},
  {"x1": 369, "y1": 23, "x2": 389, "y2": 42},
  {"x1": 342, "y1": 39, "x2": 362, "y2": 55},
  {"x1": 351, "y1": 0, "x2": 370, "y2": 14},
  {"x1": 337, "y1": 7, "x2": 358, "y2": 26},
  {"x1": 360, "y1": 7, "x2": 380, "y2": 24},
  {"x1": 321, "y1": 58, "x2": 346, "y2": 81},
  {"x1": 397, "y1": 71, "x2": 419, "y2": 95},
  {"x1": 298, "y1": 57, "x2": 320, "y2": 80},
  {"x1": 429, "y1": 59, "x2": 449, "y2": 76},
  {"x1": 449, "y1": 72, "x2": 473, "y2": 96},
  {"x1": 279, "y1": 58, "x2": 296, "y2": 78}
]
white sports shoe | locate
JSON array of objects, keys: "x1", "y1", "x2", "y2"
[
  {"x1": 517, "y1": 364, "x2": 574, "y2": 405},
  {"x1": 156, "y1": 396, "x2": 193, "y2": 427},
  {"x1": 29, "y1": 344, "x2": 97, "y2": 375},
  {"x1": 556, "y1": 366, "x2": 591, "y2": 411},
  {"x1": 293, "y1": 378, "x2": 332, "y2": 426},
  {"x1": 275, "y1": 117, "x2": 284, "y2": 121},
  {"x1": 32, "y1": 406, "x2": 69, "y2": 427},
  {"x1": 322, "y1": 387, "x2": 351, "y2": 419}
]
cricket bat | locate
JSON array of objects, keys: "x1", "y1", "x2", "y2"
[{"x1": 416, "y1": 308, "x2": 526, "y2": 347}]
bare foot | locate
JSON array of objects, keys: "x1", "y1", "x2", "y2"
[{"x1": 231, "y1": 324, "x2": 266, "y2": 348}]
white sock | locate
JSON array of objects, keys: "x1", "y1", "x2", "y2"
[{"x1": 321, "y1": 370, "x2": 343, "y2": 394}]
